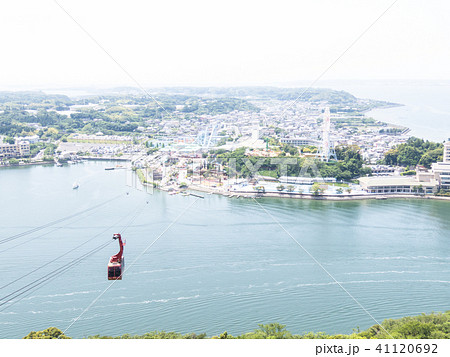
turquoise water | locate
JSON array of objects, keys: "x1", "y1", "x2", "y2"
[{"x1": 0, "y1": 161, "x2": 449, "y2": 338}]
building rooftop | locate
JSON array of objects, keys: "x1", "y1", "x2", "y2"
[{"x1": 358, "y1": 176, "x2": 436, "y2": 187}]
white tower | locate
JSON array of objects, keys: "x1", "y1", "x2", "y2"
[{"x1": 316, "y1": 107, "x2": 337, "y2": 162}]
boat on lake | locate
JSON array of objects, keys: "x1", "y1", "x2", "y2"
[{"x1": 72, "y1": 182, "x2": 79, "y2": 189}]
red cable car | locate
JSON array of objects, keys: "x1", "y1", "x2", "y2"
[{"x1": 108, "y1": 233, "x2": 125, "y2": 280}]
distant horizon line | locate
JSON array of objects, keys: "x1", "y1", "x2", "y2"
[{"x1": 2, "y1": 78, "x2": 450, "y2": 93}]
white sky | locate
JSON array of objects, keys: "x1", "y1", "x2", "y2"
[{"x1": 1, "y1": 0, "x2": 450, "y2": 89}]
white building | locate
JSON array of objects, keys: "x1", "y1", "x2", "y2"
[
  {"x1": 279, "y1": 176, "x2": 336, "y2": 184},
  {"x1": 366, "y1": 165, "x2": 400, "y2": 176},
  {"x1": 280, "y1": 137, "x2": 317, "y2": 146},
  {"x1": 431, "y1": 162, "x2": 450, "y2": 190},
  {"x1": 430, "y1": 140, "x2": 450, "y2": 190},
  {"x1": 0, "y1": 141, "x2": 30, "y2": 159},
  {"x1": 444, "y1": 140, "x2": 450, "y2": 163},
  {"x1": 358, "y1": 176, "x2": 438, "y2": 194}
]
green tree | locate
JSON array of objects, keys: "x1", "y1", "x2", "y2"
[
  {"x1": 276, "y1": 184, "x2": 285, "y2": 192},
  {"x1": 382, "y1": 137, "x2": 443, "y2": 168},
  {"x1": 311, "y1": 182, "x2": 322, "y2": 196},
  {"x1": 3, "y1": 136, "x2": 15, "y2": 144},
  {"x1": 240, "y1": 323, "x2": 293, "y2": 339},
  {"x1": 281, "y1": 144, "x2": 299, "y2": 156},
  {"x1": 24, "y1": 327, "x2": 70, "y2": 339},
  {"x1": 286, "y1": 185, "x2": 295, "y2": 192},
  {"x1": 419, "y1": 148, "x2": 443, "y2": 168},
  {"x1": 255, "y1": 185, "x2": 265, "y2": 193}
]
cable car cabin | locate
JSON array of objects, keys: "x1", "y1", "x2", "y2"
[
  {"x1": 108, "y1": 260, "x2": 124, "y2": 280},
  {"x1": 108, "y1": 233, "x2": 125, "y2": 280}
]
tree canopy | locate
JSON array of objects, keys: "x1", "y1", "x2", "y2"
[
  {"x1": 27, "y1": 311, "x2": 450, "y2": 339},
  {"x1": 383, "y1": 137, "x2": 443, "y2": 168}
]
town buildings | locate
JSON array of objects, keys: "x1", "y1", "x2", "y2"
[
  {"x1": 360, "y1": 140, "x2": 450, "y2": 193},
  {"x1": 0, "y1": 141, "x2": 30, "y2": 159}
]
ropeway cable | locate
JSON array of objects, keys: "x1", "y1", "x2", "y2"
[
  {"x1": 1, "y1": 201, "x2": 147, "y2": 312},
  {"x1": 0, "y1": 201, "x2": 120, "y2": 255},
  {"x1": 0, "y1": 202, "x2": 141, "y2": 291},
  {"x1": 0, "y1": 203, "x2": 145, "y2": 311},
  {"x1": 0, "y1": 202, "x2": 145, "y2": 308},
  {"x1": 0, "y1": 241, "x2": 112, "y2": 309},
  {"x1": 0, "y1": 193, "x2": 125, "y2": 246},
  {"x1": 62, "y1": 197, "x2": 200, "y2": 335},
  {"x1": 0, "y1": 201, "x2": 147, "y2": 311},
  {"x1": 0, "y1": 241, "x2": 113, "y2": 311}
]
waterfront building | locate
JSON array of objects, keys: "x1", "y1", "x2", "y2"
[
  {"x1": 17, "y1": 141, "x2": 30, "y2": 156},
  {"x1": 360, "y1": 140, "x2": 450, "y2": 193},
  {"x1": 431, "y1": 161, "x2": 450, "y2": 190},
  {"x1": 279, "y1": 176, "x2": 336, "y2": 184},
  {"x1": 428, "y1": 140, "x2": 450, "y2": 190},
  {"x1": 358, "y1": 176, "x2": 438, "y2": 194},
  {"x1": 444, "y1": 140, "x2": 450, "y2": 163},
  {"x1": 0, "y1": 141, "x2": 30, "y2": 159}
]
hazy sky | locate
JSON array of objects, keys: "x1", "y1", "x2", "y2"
[{"x1": 1, "y1": 0, "x2": 450, "y2": 89}]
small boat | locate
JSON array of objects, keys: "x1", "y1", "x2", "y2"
[
  {"x1": 56, "y1": 162, "x2": 63, "y2": 167},
  {"x1": 105, "y1": 167, "x2": 115, "y2": 171},
  {"x1": 181, "y1": 192, "x2": 190, "y2": 196},
  {"x1": 72, "y1": 182, "x2": 79, "y2": 189}
]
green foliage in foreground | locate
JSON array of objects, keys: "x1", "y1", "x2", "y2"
[
  {"x1": 24, "y1": 311, "x2": 450, "y2": 339},
  {"x1": 24, "y1": 327, "x2": 71, "y2": 339}
]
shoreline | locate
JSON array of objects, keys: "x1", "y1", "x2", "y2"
[
  {"x1": 0, "y1": 161, "x2": 55, "y2": 169},
  {"x1": 165, "y1": 183, "x2": 450, "y2": 202},
  {"x1": 0, "y1": 156, "x2": 130, "y2": 169},
  {"x1": 4, "y1": 160, "x2": 449, "y2": 203}
]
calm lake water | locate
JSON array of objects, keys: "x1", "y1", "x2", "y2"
[{"x1": 0, "y1": 161, "x2": 449, "y2": 338}]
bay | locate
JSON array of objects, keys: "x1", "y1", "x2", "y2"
[{"x1": 0, "y1": 161, "x2": 449, "y2": 338}]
